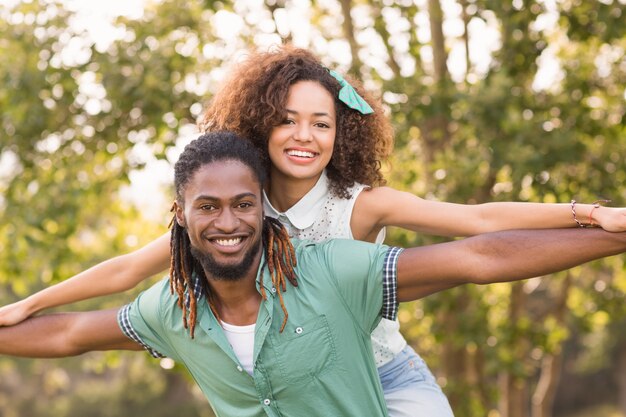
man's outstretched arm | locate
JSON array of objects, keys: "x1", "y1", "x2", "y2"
[
  {"x1": 396, "y1": 228, "x2": 626, "y2": 301},
  {"x1": 0, "y1": 308, "x2": 142, "y2": 358}
]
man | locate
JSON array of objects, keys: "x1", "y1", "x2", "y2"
[{"x1": 1, "y1": 131, "x2": 626, "y2": 417}]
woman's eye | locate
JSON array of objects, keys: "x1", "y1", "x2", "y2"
[
  {"x1": 282, "y1": 119, "x2": 295, "y2": 125},
  {"x1": 315, "y1": 122, "x2": 330, "y2": 129}
]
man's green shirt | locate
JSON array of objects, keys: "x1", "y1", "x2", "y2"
[{"x1": 118, "y1": 239, "x2": 401, "y2": 417}]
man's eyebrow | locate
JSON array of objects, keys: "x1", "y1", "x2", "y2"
[
  {"x1": 232, "y1": 192, "x2": 258, "y2": 201},
  {"x1": 285, "y1": 108, "x2": 332, "y2": 117},
  {"x1": 193, "y1": 192, "x2": 258, "y2": 202}
]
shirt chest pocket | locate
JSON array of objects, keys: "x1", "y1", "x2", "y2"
[{"x1": 267, "y1": 315, "x2": 337, "y2": 385}]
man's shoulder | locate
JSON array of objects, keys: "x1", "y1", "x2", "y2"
[
  {"x1": 143, "y1": 276, "x2": 172, "y2": 298},
  {"x1": 290, "y1": 238, "x2": 390, "y2": 269},
  {"x1": 130, "y1": 276, "x2": 191, "y2": 334},
  {"x1": 134, "y1": 276, "x2": 178, "y2": 314},
  {"x1": 290, "y1": 237, "x2": 380, "y2": 252}
]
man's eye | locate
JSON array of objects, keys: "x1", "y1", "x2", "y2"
[
  {"x1": 238, "y1": 202, "x2": 252, "y2": 209},
  {"x1": 200, "y1": 205, "x2": 216, "y2": 211}
]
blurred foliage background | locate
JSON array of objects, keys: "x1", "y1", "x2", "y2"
[{"x1": 0, "y1": 0, "x2": 625, "y2": 416}]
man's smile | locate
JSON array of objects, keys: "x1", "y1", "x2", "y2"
[{"x1": 213, "y1": 237, "x2": 244, "y2": 247}]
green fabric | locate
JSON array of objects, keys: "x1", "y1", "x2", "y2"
[
  {"x1": 125, "y1": 239, "x2": 390, "y2": 417},
  {"x1": 328, "y1": 69, "x2": 374, "y2": 114}
]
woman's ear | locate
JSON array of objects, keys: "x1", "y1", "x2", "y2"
[{"x1": 173, "y1": 200, "x2": 186, "y2": 228}]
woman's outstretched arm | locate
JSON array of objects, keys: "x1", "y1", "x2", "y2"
[
  {"x1": 352, "y1": 186, "x2": 625, "y2": 241},
  {"x1": 0, "y1": 232, "x2": 171, "y2": 326}
]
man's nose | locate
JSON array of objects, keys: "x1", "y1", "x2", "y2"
[{"x1": 214, "y1": 208, "x2": 240, "y2": 232}]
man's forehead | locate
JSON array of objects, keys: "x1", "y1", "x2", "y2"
[{"x1": 186, "y1": 160, "x2": 262, "y2": 199}]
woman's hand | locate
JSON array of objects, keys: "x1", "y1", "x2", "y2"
[
  {"x1": 595, "y1": 207, "x2": 626, "y2": 232},
  {"x1": 0, "y1": 299, "x2": 34, "y2": 327}
]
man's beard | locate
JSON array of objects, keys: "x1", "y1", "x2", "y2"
[{"x1": 190, "y1": 238, "x2": 262, "y2": 281}]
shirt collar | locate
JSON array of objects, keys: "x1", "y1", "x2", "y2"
[
  {"x1": 263, "y1": 171, "x2": 329, "y2": 230},
  {"x1": 255, "y1": 253, "x2": 276, "y2": 297}
]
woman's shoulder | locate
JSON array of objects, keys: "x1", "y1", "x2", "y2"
[
  {"x1": 354, "y1": 186, "x2": 403, "y2": 208},
  {"x1": 352, "y1": 186, "x2": 416, "y2": 234}
]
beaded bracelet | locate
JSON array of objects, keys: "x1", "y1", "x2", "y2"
[
  {"x1": 570, "y1": 200, "x2": 585, "y2": 227},
  {"x1": 571, "y1": 199, "x2": 611, "y2": 228}
]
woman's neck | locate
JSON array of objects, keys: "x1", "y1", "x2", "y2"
[{"x1": 267, "y1": 169, "x2": 322, "y2": 212}]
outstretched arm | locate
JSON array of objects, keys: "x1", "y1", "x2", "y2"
[
  {"x1": 0, "y1": 232, "x2": 171, "y2": 326},
  {"x1": 396, "y1": 227, "x2": 626, "y2": 301},
  {"x1": 352, "y1": 186, "x2": 625, "y2": 240},
  {"x1": 0, "y1": 308, "x2": 142, "y2": 358}
]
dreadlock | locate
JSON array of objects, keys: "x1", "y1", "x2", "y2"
[
  {"x1": 169, "y1": 131, "x2": 297, "y2": 338},
  {"x1": 261, "y1": 216, "x2": 298, "y2": 332}
]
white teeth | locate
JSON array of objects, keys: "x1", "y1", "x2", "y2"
[
  {"x1": 287, "y1": 150, "x2": 315, "y2": 158},
  {"x1": 215, "y1": 238, "x2": 242, "y2": 246}
]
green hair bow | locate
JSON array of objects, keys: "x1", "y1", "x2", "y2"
[{"x1": 328, "y1": 69, "x2": 374, "y2": 115}]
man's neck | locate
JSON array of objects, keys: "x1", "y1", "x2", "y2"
[{"x1": 205, "y1": 256, "x2": 263, "y2": 326}]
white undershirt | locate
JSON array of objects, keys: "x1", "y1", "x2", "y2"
[{"x1": 221, "y1": 321, "x2": 256, "y2": 375}]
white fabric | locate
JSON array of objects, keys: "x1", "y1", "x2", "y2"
[
  {"x1": 263, "y1": 171, "x2": 386, "y2": 243},
  {"x1": 221, "y1": 321, "x2": 256, "y2": 376},
  {"x1": 264, "y1": 171, "x2": 406, "y2": 366}
]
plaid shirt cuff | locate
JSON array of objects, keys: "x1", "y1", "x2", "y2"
[
  {"x1": 117, "y1": 304, "x2": 165, "y2": 358},
  {"x1": 382, "y1": 246, "x2": 402, "y2": 321}
]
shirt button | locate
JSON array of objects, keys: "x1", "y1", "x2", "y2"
[
  {"x1": 237, "y1": 365, "x2": 243, "y2": 372},
  {"x1": 270, "y1": 287, "x2": 276, "y2": 293},
  {"x1": 295, "y1": 327, "x2": 303, "y2": 334},
  {"x1": 263, "y1": 399, "x2": 271, "y2": 406}
]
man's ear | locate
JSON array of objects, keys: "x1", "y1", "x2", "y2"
[{"x1": 173, "y1": 200, "x2": 186, "y2": 228}]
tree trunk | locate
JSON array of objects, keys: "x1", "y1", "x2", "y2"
[
  {"x1": 500, "y1": 372, "x2": 529, "y2": 417},
  {"x1": 419, "y1": 0, "x2": 451, "y2": 188},
  {"x1": 438, "y1": 289, "x2": 470, "y2": 409},
  {"x1": 338, "y1": 0, "x2": 362, "y2": 73},
  {"x1": 617, "y1": 342, "x2": 626, "y2": 415},
  {"x1": 471, "y1": 344, "x2": 491, "y2": 409},
  {"x1": 370, "y1": 1, "x2": 401, "y2": 77},
  {"x1": 531, "y1": 276, "x2": 571, "y2": 417},
  {"x1": 427, "y1": 0, "x2": 447, "y2": 82},
  {"x1": 460, "y1": 0, "x2": 471, "y2": 81},
  {"x1": 531, "y1": 354, "x2": 563, "y2": 417},
  {"x1": 499, "y1": 282, "x2": 530, "y2": 417}
]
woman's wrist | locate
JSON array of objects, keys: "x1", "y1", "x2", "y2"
[
  {"x1": 20, "y1": 294, "x2": 44, "y2": 317},
  {"x1": 570, "y1": 200, "x2": 611, "y2": 228}
]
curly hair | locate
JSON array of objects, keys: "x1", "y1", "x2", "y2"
[{"x1": 198, "y1": 45, "x2": 394, "y2": 198}]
